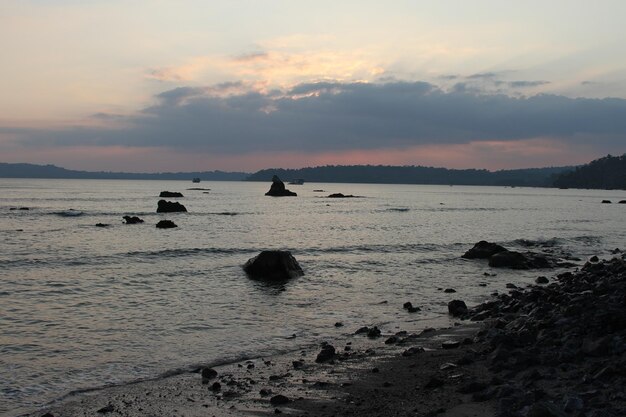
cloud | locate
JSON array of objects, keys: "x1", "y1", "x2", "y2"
[
  {"x1": 508, "y1": 80, "x2": 550, "y2": 88},
  {"x1": 4, "y1": 81, "x2": 626, "y2": 157}
]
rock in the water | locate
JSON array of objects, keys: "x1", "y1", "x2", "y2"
[
  {"x1": 157, "y1": 199, "x2": 187, "y2": 213},
  {"x1": 489, "y1": 250, "x2": 529, "y2": 269},
  {"x1": 122, "y1": 215, "x2": 144, "y2": 224},
  {"x1": 589, "y1": 255, "x2": 599, "y2": 262},
  {"x1": 367, "y1": 326, "x2": 382, "y2": 338},
  {"x1": 535, "y1": 276, "x2": 549, "y2": 284},
  {"x1": 243, "y1": 251, "x2": 304, "y2": 280},
  {"x1": 448, "y1": 300, "x2": 468, "y2": 317},
  {"x1": 315, "y1": 345, "x2": 336, "y2": 363},
  {"x1": 270, "y1": 394, "x2": 290, "y2": 405},
  {"x1": 265, "y1": 176, "x2": 297, "y2": 197},
  {"x1": 601, "y1": 200, "x2": 612, "y2": 204},
  {"x1": 156, "y1": 220, "x2": 177, "y2": 229},
  {"x1": 618, "y1": 200, "x2": 626, "y2": 204},
  {"x1": 442, "y1": 340, "x2": 461, "y2": 349},
  {"x1": 95, "y1": 223, "x2": 109, "y2": 228},
  {"x1": 462, "y1": 241, "x2": 507, "y2": 259},
  {"x1": 444, "y1": 288, "x2": 456, "y2": 293},
  {"x1": 159, "y1": 191, "x2": 184, "y2": 198},
  {"x1": 327, "y1": 193, "x2": 356, "y2": 198}
]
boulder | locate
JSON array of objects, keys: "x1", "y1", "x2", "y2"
[
  {"x1": 462, "y1": 241, "x2": 507, "y2": 259},
  {"x1": 601, "y1": 200, "x2": 612, "y2": 204},
  {"x1": 315, "y1": 345, "x2": 336, "y2": 363},
  {"x1": 122, "y1": 215, "x2": 144, "y2": 224},
  {"x1": 156, "y1": 220, "x2": 177, "y2": 229},
  {"x1": 243, "y1": 250, "x2": 304, "y2": 280},
  {"x1": 619, "y1": 200, "x2": 626, "y2": 204},
  {"x1": 488, "y1": 250, "x2": 530, "y2": 269},
  {"x1": 327, "y1": 193, "x2": 356, "y2": 198},
  {"x1": 448, "y1": 300, "x2": 468, "y2": 317},
  {"x1": 159, "y1": 191, "x2": 184, "y2": 198},
  {"x1": 157, "y1": 200, "x2": 187, "y2": 213},
  {"x1": 265, "y1": 176, "x2": 297, "y2": 197}
]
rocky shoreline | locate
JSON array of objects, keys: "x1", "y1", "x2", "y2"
[{"x1": 25, "y1": 254, "x2": 626, "y2": 417}]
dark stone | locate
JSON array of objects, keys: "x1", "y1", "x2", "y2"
[
  {"x1": 201, "y1": 367, "x2": 218, "y2": 379},
  {"x1": 355, "y1": 326, "x2": 370, "y2": 335},
  {"x1": 407, "y1": 306, "x2": 420, "y2": 313},
  {"x1": 157, "y1": 199, "x2": 187, "y2": 213},
  {"x1": 41, "y1": 413, "x2": 55, "y2": 417},
  {"x1": 95, "y1": 223, "x2": 109, "y2": 227},
  {"x1": 159, "y1": 191, "x2": 183, "y2": 198},
  {"x1": 210, "y1": 382, "x2": 221, "y2": 391},
  {"x1": 334, "y1": 322, "x2": 343, "y2": 327},
  {"x1": 619, "y1": 200, "x2": 626, "y2": 204},
  {"x1": 265, "y1": 176, "x2": 297, "y2": 197},
  {"x1": 97, "y1": 404, "x2": 115, "y2": 414},
  {"x1": 589, "y1": 255, "x2": 599, "y2": 263},
  {"x1": 385, "y1": 336, "x2": 399, "y2": 344},
  {"x1": 327, "y1": 193, "x2": 356, "y2": 198},
  {"x1": 270, "y1": 394, "x2": 290, "y2": 406},
  {"x1": 292, "y1": 360, "x2": 304, "y2": 369},
  {"x1": 601, "y1": 200, "x2": 612, "y2": 204},
  {"x1": 122, "y1": 215, "x2": 144, "y2": 224},
  {"x1": 403, "y1": 301, "x2": 414, "y2": 309},
  {"x1": 367, "y1": 326, "x2": 381, "y2": 338},
  {"x1": 489, "y1": 250, "x2": 529, "y2": 269},
  {"x1": 444, "y1": 288, "x2": 456, "y2": 293},
  {"x1": 462, "y1": 240, "x2": 507, "y2": 259},
  {"x1": 243, "y1": 251, "x2": 304, "y2": 280},
  {"x1": 315, "y1": 345, "x2": 336, "y2": 363},
  {"x1": 156, "y1": 220, "x2": 177, "y2": 229},
  {"x1": 536, "y1": 276, "x2": 549, "y2": 284},
  {"x1": 402, "y1": 346, "x2": 425, "y2": 356},
  {"x1": 448, "y1": 300, "x2": 468, "y2": 317}
]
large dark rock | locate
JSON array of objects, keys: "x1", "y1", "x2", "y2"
[
  {"x1": 159, "y1": 191, "x2": 184, "y2": 198},
  {"x1": 327, "y1": 193, "x2": 356, "y2": 198},
  {"x1": 157, "y1": 199, "x2": 187, "y2": 213},
  {"x1": 243, "y1": 251, "x2": 304, "y2": 280},
  {"x1": 122, "y1": 215, "x2": 144, "y2": 224},
  {"x1": 462, "y1": 241, "x2": 507, "y2": 259},
  {"x1": 265, "y1": 176, "x2": 297, "y2": 197},
  {"x1": 489, "y1": 250, "x2": 529, "y2": 269},
  {"x1": 156, "y1": 220, "x2": 177, "y2": 229},
  {"x1": 315, "y1": 345, "x2": 336, "y2": 363},
  {"x1": 448, "y1": 300, "x2": 468, "y2": 317}
]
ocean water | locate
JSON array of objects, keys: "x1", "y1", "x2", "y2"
[{"x1": 0, "y1": 179, "x2": 624, "y2": 416}]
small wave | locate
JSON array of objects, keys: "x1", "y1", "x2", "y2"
[{"x1": 54, "y1": 210, "x2": 84, "y2": 217}]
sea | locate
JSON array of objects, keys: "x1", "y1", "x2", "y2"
[{"x1": 0, "y1": 179, "x2": 624, "y2": 416}]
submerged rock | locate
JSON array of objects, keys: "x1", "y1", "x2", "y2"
[
  {"x1": 462, "y1": 241, "x2": 507, "y2": 259},
  {"x1": 243, "y1": 251, "x2": 304, "y2": 280},
  {"x1": 157, "y1": 200, "x2": 187, "y2": 213},
  {"x1": 159, "y1": 191, "x2": 184, "y2": 198},
  {"x1": 122, "y1": 215, "x2": 144, "y2": 224},
  {"x1": 327, "y1": 193, "x2": 356, "y2": 198},
  {"x1": 156, "y1": 220, "x2": 177, "y2": 229},
  {"x1": 601, "y1": 200, "x2": 612, "y2": 204},
  {"x1": 265, "y1": 176, "x2": 297, "y2": 197},
  {"x1": 489, "y1": 250, "x2": 551, "y2": 269}
]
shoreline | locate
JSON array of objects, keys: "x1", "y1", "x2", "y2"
[{"x1": 20, "y1": 254, "x2": 626, "y2": 417}]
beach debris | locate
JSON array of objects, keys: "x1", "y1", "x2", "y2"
[
  {"x1": 315, "y1": 344, "x2": 336, "y2": 363},
  {"x1": 265, "y1": 175, "x2": 297, "y2": 197},
  {"x1": 243, "y1": 250, "x2": 304, "y2": 280},
  {"x1": 157, "y1": 199, "x2": 187, "y2": 213},
  {"x1": 447, "y1": 300, "x2": 468, "y2": 317},
  {"x1": 156, "y1": 220, "x2": 177, "y2": 229},
  {"x1": 159, "y1": 191, "x2": 184, "y2": 197},
  {"x1": 122, "y1": 215, "x2": 144, "y2": 224}
]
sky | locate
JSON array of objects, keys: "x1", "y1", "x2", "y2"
[{"x1": 1, "y1": 0, "x2": 626, "y2": 172}]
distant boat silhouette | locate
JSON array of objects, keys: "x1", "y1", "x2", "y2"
[
  {"x1": 289, "y1": 179, "x2": 304, "y2": 185},
  {"x1": 192, "y1": 178, "x2": 201, "y2": 183}
]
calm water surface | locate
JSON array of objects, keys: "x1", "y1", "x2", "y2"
[{"x1": 0, "y1": 179, "x2": 624, "y2": 416}]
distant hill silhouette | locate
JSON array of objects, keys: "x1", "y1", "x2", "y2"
[
  {"x1": 0, "y1": 163, "x2": 248, "y2": 181},
  {"x1": 552, "y1": 154, "x2": 626, "y2": 190},
  {"x1": 246, "y1": 165, "x2": 574, "y2": 187}
]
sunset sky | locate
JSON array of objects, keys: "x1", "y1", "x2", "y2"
[{"x1": 1, "y1": 0, "x2": 626, "y2": 172}]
